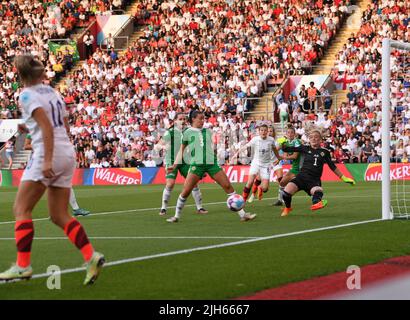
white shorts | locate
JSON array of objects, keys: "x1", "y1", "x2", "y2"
[
  {"x1": 22, "y1": 149, "x2": 76, "y2": 188},
  {"x1": 249, "y1": 162, "x2": 271, "y2": 180}
]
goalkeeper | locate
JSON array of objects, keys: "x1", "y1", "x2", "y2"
[{"x1": 278, "y1": 128, "x2": 355, "y2": 217}]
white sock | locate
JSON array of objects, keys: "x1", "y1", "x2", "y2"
[
  {"x1": 161, "y1": 187, "x2": 173, "y2": 210},
  {"x1": 192, "y1": 187, "x2": 203, "y2": 210},
  {"x1": 278, "y1": 187, "x2": 285, "y2": 201},
  {"x1": 175, "y1": 195, "x2": 186, "y2": 219},
  {"x1": 237, "y1": 208, "x2": 246, "y2": 218},
  {"x1": 69, "y1": 188, "x2": 80, "y2": 210}
]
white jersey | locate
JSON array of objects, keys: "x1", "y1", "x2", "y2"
[
  {"x1": 246, "y1": 136, "x2": 277, "y2": 167},
  {"x1": 20, "y1": 84, "x2": 71, "y2": 156}
]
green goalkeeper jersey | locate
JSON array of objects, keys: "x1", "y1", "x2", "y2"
[
  {"x1": 284, "y1": 138, "x2": 302, "y2": 173},
  {"x1": 182, "y1": 127, "x2": 217, "y2": 166}
]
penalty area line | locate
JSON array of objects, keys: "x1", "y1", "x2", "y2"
[{"x1": 0, "y1": 217, "x2": 383, "y2": 284}]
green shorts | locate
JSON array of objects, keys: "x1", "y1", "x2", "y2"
[
  {"x1": 165, "y1": 164, "x2": 190, "y2": 180},
  {"x1": 188, "y1": 163, "x2": 222, "y2": 179}
]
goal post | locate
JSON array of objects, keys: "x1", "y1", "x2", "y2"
[{"x1": 382, "y1": 38, "x2": 410, "y2": 220}]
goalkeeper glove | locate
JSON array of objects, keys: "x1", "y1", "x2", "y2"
[
  {"x1": 341, "y1": 175, "x2": 356, "y2": 185},
  {"x1": 277, "y1": 137, "x2": 287, "y2": 146}
]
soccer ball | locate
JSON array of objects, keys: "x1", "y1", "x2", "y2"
[{"x1": 227, "y1": 194, "x2": 245, "y2": 212}]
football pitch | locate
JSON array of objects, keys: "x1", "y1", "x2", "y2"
[{"x1": 1, "y1": 182, "x2": 410, "y2": 299}]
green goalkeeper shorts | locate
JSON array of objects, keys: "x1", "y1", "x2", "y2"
[
  {"x1": 165, "y1": 164, "x2": 190, "y2": 180},
  {"x1": 188, "y1": 163, "x2": 222, "y2": 179}
]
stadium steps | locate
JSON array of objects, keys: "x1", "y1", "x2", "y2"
[
  {"x1": 10, "y1": 150, "x2": 32, "y2": 170},
  {"x1": 333, "y1": 89, "x2": 349, "y2": 107},
  {"x1": 70, "y1": 27, "x2": 87, "y2": 42},
  {"x1": 118, "y1": 0, "x2": 146, "y2": 50},
  {"x1": 125, "y1": 1, "x2": 142, "y2": 15},
  {"x1": 117, "y1": 28, "x2": 145, "y2": 56},
  {"x1": 314, "y1": 0, "x2": 371, "y2": 75},
  {"x1": 56, "y1": 27, "x2": 144, "y2": 91},
  {"x1": 251, "y1": 0, "x2": 371, "y2": 122},
  {"x1": 248, "y1": 87, "x2": 277, "y2": 123}
]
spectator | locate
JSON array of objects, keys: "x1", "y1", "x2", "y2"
[
  {"x1": 105, "y1": 33, "x2": 115, "y2": 52},
  {"x1": 84, "y1": 145, "x2": 96, "y2": 165},
  {"x1": 307, "y1": 81, "x2": 319, "y2": 111},
  {"x1": 101, "y1": 157, "x2": 110, "y2": 168},
  {"x1": 63, "y1": 49, "x2": 74, "y2": 70},
  {"x1": 334, "y1": 146, "x2": 349, "y2": 163},
  {"x1": 367, "y1": 150, "x2": 380, "y2": 163},
  {"x1": 83, "y1": 31, "x2": 94, "y2": 59},
  {"x1": 320, "y1": 87, "x2": 332, "y2": 111},
  {"x1": 275, "y1": 89, "x2": 284, "y2": 107},
  {"x1": 5, "y1": 138, "x2": 15, "y2": 169},
  {"x1": 90, "y1": 159, "x2": 102, "y2": 168},
  {"x1": 128, "y1": 150, "x2": 145, "y2": 168},
  {"x1": 142, "y1": 154, "x2": 156, "y2": 167},
  {"x1": 278, "y1": 100, "x2": 289, "y2": 131},
  {"x1": 6, "y1": 0, "x2": 367, "y2": 168},
  {"x1": 402, "y1": 152, "x2": 409, "y2": 163},
  {"x1": 349, "y1": 141, "x2": 362, "y2": 163},
  {"x1": 299, "y1": 85, "x2": 309, "y2": 112},
  {"x1": 290, "y1": 95, "x2": 301, "y2": 114},
  {"x1": 361, "y1": 140, "x2": 374, "y2": 163}
]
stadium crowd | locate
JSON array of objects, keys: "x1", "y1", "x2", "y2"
[
  {"x1": 59, "y1": 0, "x2": 352, "y2": 168},
  {"x1": 324, "y1": 0, "x2": 409, "y2": 164},
  {"x1": 2, "y1": 0, "x2": 409, "y2": 169},
  {"x1": 0, "y1": 0, "x2": 130, "y2": 120},
  {"x1": 273, "y1": 0, "x2": 409, "y2": 164}
]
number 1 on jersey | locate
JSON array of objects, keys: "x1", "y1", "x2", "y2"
[{"x1": 49, "y1": 100, "x2": 64, "y2": 127}]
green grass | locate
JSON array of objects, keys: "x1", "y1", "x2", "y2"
[{"x1": 0, "y1": 182, "x2": 409, "y2": 299}]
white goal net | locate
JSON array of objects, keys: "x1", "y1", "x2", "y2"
[{"x1": 382, "y1": 39, "x2": 410, "y2": 220}]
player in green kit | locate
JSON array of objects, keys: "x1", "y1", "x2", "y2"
[
  {"x1": 166, "y1": 110, "x2": 256, "y2": 223},
  {"x1": 275, "y1": 126, "x2": 302, "y2": 208},
  {"x1": 155, "y1": 113, "x2": 208, "y2": 216}
]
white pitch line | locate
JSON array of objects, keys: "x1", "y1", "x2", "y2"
[
  {"x1": 0, "y1": 236, "x2": 259, "y2": 241},
  {"x1": 0, "y1": 185, "x2": 224, "y2": 196},
  {"x1": 0, "y1": 197, "x2": 276, "y2": 226},
  {"x1": 0, "y1": 194, "x2": 380, "y2": 226},
  {"x1": 0, "y1": 217, "x2": 383, "y2": 284},
  {"x1": 0, "y1": 200, "x2": 233, "y2": 226}
]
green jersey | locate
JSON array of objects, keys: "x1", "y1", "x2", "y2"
[
  {"x1": 284, "y1": 138, "x2": 302, "y2": 172},
  {"x1": 182, "y1": 127, "x2": 217, "y2": 166},
  {"x1": 163, "y1": 127, "x2": 183, "y2": 166}
]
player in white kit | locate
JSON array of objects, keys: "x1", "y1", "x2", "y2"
[
  {"x1": 0, "y1": 55, "x2": 104, "y2": 285},
  {"x1": 23, "y1": 130, "x2": 91, "y2": 216},
  {"x1": 248, "y1": 126, "x2": 284, "y2": 203},
  {"x1": 234, "y1": 124, "x2": 282, "y2": 202}
]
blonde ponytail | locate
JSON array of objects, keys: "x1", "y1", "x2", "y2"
[{"x1": 14, "y1": 54, "x2": 45, "y2": 86}]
